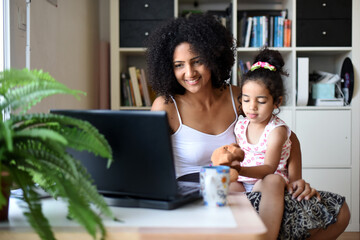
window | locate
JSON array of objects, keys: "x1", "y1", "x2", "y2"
[
  {"x1": 1, "y1": 0, "x2": 10, "y2": 71},
  {"x1": 1, "y1": 0, "x2": 10, "y2": 120}
]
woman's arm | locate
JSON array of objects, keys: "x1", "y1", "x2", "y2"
[
  {"x1": 288, "y1": 131, "x2": 302, "y2": 182},
  {"x1": 287, "y1": 132, "x2": 321, "y2": 201}
]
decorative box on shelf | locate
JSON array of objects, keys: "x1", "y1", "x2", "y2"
[{"x1": 312, "y1": 83, "x2": 335, "y2": 99}]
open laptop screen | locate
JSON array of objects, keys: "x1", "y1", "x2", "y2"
[{"x1": 50, "y1": 110, "x2": 180, "y2": 201}]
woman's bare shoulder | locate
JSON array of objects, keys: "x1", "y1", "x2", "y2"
[
  {"x1": 151, "y1": 96, "x2": 168, "y2": 111},
  {"x1": 151, "y1": 96, "x2": 179, "y2": 132}
]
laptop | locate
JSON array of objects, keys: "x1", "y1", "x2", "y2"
[{"x1": 50, "y1": 109, "x2": 201, "y2": 210}]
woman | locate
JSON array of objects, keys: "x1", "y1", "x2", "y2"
[{"x1": 145, "y1": 13, "x2": 350, "y2": 239}]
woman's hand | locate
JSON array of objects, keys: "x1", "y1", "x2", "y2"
[
  {"x1": 286, "y1": 179, "x2": 321, "y2": 201},
  {"x1": 211, "y1": 143, "x2": 244, "y2": 182}
]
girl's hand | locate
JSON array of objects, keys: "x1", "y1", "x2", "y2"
[{"x1": 286, "y1": 179, "x2": 321, "y2": 201}]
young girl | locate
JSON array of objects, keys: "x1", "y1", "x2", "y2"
[
  {"x1": 231, "y1": 48, "x2": 291, "y2": 194},
  {"x1": 213, "y1": 48, "x2": 349, "y2": 239},
  {"x1": 228, "y1": 48, "x2": 291, "y2": 239}
]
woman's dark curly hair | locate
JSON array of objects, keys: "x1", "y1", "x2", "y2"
[
  {"x1": 145, "y1": 14, "x2": 236, "y2": 102},
  {"x1": 239, "y1": 47, "x2": 289, "y2": 115}
]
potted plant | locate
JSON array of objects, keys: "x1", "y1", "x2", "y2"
[{"x1": 0, "y1": 68, "x2": 114, "y2": 240}]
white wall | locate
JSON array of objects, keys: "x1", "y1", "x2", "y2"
[{"x1": 10, "y1": 0, "x2": 100, "y2": 112}]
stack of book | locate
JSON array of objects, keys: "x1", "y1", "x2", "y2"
[
  {"x1": 238, "y1": 10, "x2": 291, "y2": 48},
  {"x1": 120, "y1": 67, "x2": 156, "y2": 107}
]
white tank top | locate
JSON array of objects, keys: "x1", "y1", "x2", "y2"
[{"x1": 171, "y1": 86, "x2": 238, "y2": 178}]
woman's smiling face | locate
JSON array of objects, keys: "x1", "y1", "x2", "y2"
[{"x1": 173, "y1": 42, "x2": 212, "y2": 93}]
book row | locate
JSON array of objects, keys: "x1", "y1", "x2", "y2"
[
  {"x1": 238, "y1": 10, "x2": 291, "y2": 48},
  {"x1": 120, "y1": 67, "x2": 156, "y2": 107}
]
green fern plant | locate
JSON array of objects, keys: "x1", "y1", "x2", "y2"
[{"x1": 0, "y1": 68, "x2": 114, "y2": 240}]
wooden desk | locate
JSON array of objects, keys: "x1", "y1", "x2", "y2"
[{"x1": 0, "y1": 192, "x2": 267, "y2": 240}]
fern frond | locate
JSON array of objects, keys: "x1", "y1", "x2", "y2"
[
  {"x1": 9, "y1": 168, "x2": 56, "y2": 240},
  {"x1": 11, "y1": 138, "x2": 112, "y2": 218},
  {"x1": 61, "y1": 126, "x2": 112, "y2": 160},
  {"x1": 0, "y1": 192, "x2": 6, "y2": 209},
  {"x1": 9, "y1": 149, "x2": 108, "y2": 240},
  {"x1": 33, "y1": 144, "x2": 110, "y2": 217},
  {"x1": 0, "y1": 68, "x2": 85, "y2": 113},
  {"x1": 0, "y1": 68, "x2": 38, "y2": 95},
  {"x1": 1, "y1": 81, "x2": 84, "y2": 114},
  {"x1": 63, "y1": 179, "x2": 106, "y2": 240},
  {"x1": 11, "y1": 158, "x2": 63, "y2": 199},
  {"x1": 72, "y1": 159, "x2": 113, "y2": 217},
  {"x1": 0, "y1": 68, "x2": 69, "y2": 94},
  {"x1": 12, "y1": 113, "x2": 112, "y2": 161},
  {"x1": 10, "y1": 113, "x2": 113, "y2": 217},
  {"x1": 30, "y1": 69, "x2": 57, "y2": 83},
  {"x1": 13, "y1": 139, "x2": 78, "y2": 180},
  {"x1": 21, "y1": 152, "x2": 107, "y2": 239},
  {"x1": 0, "y1": 163, "x2": 9, "y2": 208},
  {"x1": 67, "y1": 202, "x2": 106, "y2": 240},
  {"x1": 14, "y1": 128, "x2": 68, "y2": 146},
  {"x1": 0, "y1": 120, "x2": 14, "y2": 152}
]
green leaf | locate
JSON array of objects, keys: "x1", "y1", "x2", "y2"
[
  {"x1": 73, "y1": 160, "x2": 113, "y2": 217},
  {"x1": 62, "y1": 178, "x2": 107, "y2": 240},
  {"x1": 11, "y1": 141, "x2": 112, "y2": 238},
  {"x1": 10, "y1": 169, "x2": 56, "y2": 240},
  {"x1": 0, "y1": 120, "x2": 13, "y2": 152},
  {"x1": 0, "y1": 193, "x2": 6, "y2": 208},
  {"x1": 0, "y1": 68, "x2": 85, "y2": 113},
  {"x1": 14, "y1": 128, "x2": 68, "y2": 146},
  {"x1": 14, "y1": 140, "x2": 78, "y2": 180},
  {"x1": 11, "y1": 113, "x2": 113, "y2": 162}
]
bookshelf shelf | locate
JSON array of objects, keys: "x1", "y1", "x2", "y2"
[
  {"x1": 295, "y1": 106, "x2": 352, "y2": 111},
  {"x1": 111, "y1": 0, "x2": 359, "y2": 231},
  {"x1": 236, "y1": 47, "x2": 292, "y2": 52},
  {"x1": 119, "y1": 48, "x2": 146, "y2": 53},
  {"x1": 295, "y1": 47, "x2": 352, "y2": 54},
  {"x1": 295, "y1": 47, "x2": 352, "y2": 51}
]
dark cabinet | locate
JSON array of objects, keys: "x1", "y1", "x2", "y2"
[
  {"x1": 120, "y1": 0, "x2": 174, "y2": 20},
  {"x1": 296, "y1": 0, "x2": 352, "y2": 46},
  {"x1": 120, "y1": 20, "x2": 165, "y2": 47},
  {"x1": 119, "y1": 0, "x2": 174, "y2": 47}
]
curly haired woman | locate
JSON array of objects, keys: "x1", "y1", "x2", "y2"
[{"x1": 146, "y1": 13, "x2": 350, "y2": 239}]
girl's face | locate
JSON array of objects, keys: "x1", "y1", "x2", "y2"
[
  {"x1": 173, "y1": 42, "x2": 212, "y2": 93},
  {"x1": 241, "y1": 80, "x2": 280, "y2": 125}
]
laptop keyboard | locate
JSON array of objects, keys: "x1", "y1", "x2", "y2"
[{"x1": 177, "y1": 181, "x2": 200, "y2": 195}]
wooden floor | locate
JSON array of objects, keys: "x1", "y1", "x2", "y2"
[{"x1": 337, "y1": 232, "x2": 360, "y2": 240}]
